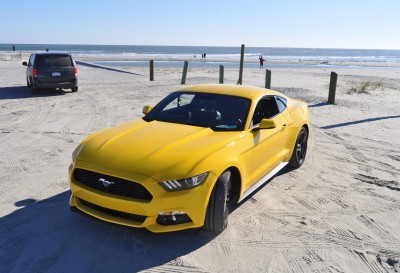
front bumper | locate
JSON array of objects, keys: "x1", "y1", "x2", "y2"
[{"x1": 69, "y1": 160, "x2": 216, "y2": 233}]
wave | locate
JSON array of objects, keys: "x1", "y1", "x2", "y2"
[{"x1": 2, "y1": 44, "x2": 400, "y2": 63}]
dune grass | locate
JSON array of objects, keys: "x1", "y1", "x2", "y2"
[{"x1": 347, "y1": 81, "x2": 385, "y2": 94}]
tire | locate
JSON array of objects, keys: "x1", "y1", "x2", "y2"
[
  {"x1": 27, "y1": 77, "x2": 31, "y2": 87},
  {"x1": 30, "y1": 78, "x2": 38, "y2": 94},
  {"x1": 204, "y1": 170, "x2": 231, "y2": 232},
  {"x1": 289, "y1": 127, "x2": 308, "y2": 168},
  {"x1": 71, "y1": 87, "x2": 78, "y2": 92}
]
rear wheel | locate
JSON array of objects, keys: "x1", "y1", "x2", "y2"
[
  {"x1": 289, "y1": 127, "x2": 308, "y2": 168},
  {"x1": 26, "y1": 77, "x2": 31, "y2": 87},
  {"x1": 205, "y1": 170, "x2": 231, "y2": 232},
  {"x1": 71, "y1": 87, "x2": 78, "y2": 92},
  {"x1": 30, "y1": 78, "x2": 38, "y2": 94}
]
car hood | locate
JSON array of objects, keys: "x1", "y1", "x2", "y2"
[{"x1": 77, "y1": 119, "x2": 240, "y2": 180}]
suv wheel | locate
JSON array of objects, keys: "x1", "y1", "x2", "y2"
[
  {"x1": 31, "y1": 85, "x2": 37, "y2": 95},
  {"x1": 71, "y1": 87, "x2": 78, "y2": 92}
]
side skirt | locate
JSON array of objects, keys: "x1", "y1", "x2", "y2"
[{"x1": 238, "y1": 162, "x2": 288, "y2": 202}]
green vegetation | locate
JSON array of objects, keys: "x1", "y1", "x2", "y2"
[{"x1": 347, "y1": 81, "x2": 385, "y2": 94}]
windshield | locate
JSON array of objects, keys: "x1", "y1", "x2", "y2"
[
  {"x1": 36, "y1": 55, "x2": 72, "y2": 69},
  {"x1": 144, "y1": 91, "x2": 251, "y2": 131}
]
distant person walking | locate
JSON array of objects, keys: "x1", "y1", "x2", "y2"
[{"x1": 259, "y1": 55, "x2": 266, "y2": 69}]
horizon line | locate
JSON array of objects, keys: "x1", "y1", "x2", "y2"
[{"x1": 0, "y1": 42, "x2": 399, "y2": 51}]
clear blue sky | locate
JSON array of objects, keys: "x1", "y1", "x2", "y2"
[{"x1": 1, "y1": 0, "x2": 400, "y2": 49}]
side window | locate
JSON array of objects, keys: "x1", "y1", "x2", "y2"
[
  {"x1": 276, "y1": 96, "x2": 287, "y2": 113},
  {"x1": 28, "y1": 54, "x2": 34, "y2": 66},
  {"x1": 251, "y1": 96, "x2": 280, "y2": 126}
]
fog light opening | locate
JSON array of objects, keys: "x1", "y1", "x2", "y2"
[{"x1": 157, "y1": 211, "x2": 192, "y2": 226}]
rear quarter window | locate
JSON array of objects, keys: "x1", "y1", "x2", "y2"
[
  {"x1": 276, "y1": 96, "x2": 287, "y2": 113},
  {"x1": 35, "y1": 55, "x2": 72, "y2": 69}
]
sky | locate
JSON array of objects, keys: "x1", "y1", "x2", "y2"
[{"x1": 1, "y1": 0, "x2": 400, "y2": 49}]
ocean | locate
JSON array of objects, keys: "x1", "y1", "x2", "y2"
[{"x1": 2, "y1": 44, "x2": 400, "y2": 68}]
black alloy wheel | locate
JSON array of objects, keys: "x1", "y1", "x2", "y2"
[{"x1": 290, "y1": 127, "x2": 308, "y2": 168}]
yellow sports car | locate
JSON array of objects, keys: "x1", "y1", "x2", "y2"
[{"x1": 69, "y1": 84, "x2": 310, "y2": 233}]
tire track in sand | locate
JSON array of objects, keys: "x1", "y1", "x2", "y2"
[
  {"x1": 353, "y1": 250, "x2": 385, "y2": 273},
  {"x1": 357, "y1": 215, "x2": 398, "y2": 242},
  {"x1": 0, "y1": 97, "x2": 55, "y2": 205},
  {"x1": 81, "y1": 93, "x2": 109, "y2": 135}
]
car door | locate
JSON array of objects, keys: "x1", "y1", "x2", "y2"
[{"x1": 248, "y1": 96, "x2": 290, "y2": 186}]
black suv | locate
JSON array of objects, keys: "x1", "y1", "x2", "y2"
[{"x1": 23, "y1": 52, "x2": 78, "y2": 94}]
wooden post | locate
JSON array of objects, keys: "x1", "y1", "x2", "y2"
[
  {"x1": 181, "y1": 60, "x2": 188, "y2": 84},
  {"x1": 328, "y1": 72, "x2": 338, "y2": 104},
  {"x1": 237, "y1": 44, "x2": 245, "y2": 85},
  {"x1": 149, "y1": 60, "x2": 154, "y2": 81},
  {"x1": 219, "y1": 65, "x2": 224, "y2": 84},
  {"x1": 265, "y1": 69, "x2": 271, "y2": 89}
]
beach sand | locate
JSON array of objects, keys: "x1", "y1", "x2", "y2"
[{"x1": 0, "y1": 57, "x2": 399, "y2": 272}]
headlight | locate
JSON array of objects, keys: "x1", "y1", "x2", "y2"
[
  {"x1": 159, "y1": 172, "x2": 208, "y2": 191},
  {"x1": 72, "y1": 143, "x2": 84, "y2": 162}
]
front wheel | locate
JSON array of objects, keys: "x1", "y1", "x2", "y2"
[
  {"x1": 289, "y1": 127, "x2": 308, "y2": 168},
  {"x1": 71, "y1": 87, "x2": 78, "y2": 92},
  {"x1": 204, "y1": 170, "x2": 231, "y2": 232}
]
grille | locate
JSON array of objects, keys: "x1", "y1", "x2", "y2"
[
  {"x1": 79, "y1": 199, "x2": 147, "y2": 224},
  {"x1": 73, "y1": 168, "x2": 153, "y2": 201}
]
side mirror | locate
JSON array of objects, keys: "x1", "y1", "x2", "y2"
[
  {"x1": 258, "y1": 118, "x2": 276, "y2": 129},
  {"x1": 22, "y1": 61, "x2": 28, "y2": 66},
  {"x1": 142, "y1": 105, "x2": 153, "y2": 115}
]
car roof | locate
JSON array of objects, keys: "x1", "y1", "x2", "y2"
[
  {"x1": 177, "y1": 84, "x2": 286, "y2": 101},
  {"x1": 33, "y1": 52, "x2": 71, "y2": 56}
]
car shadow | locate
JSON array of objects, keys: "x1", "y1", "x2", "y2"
[
  {"x1": 76, "y1": 61, "x2": 143, "y2": 76},
  {"x1": 308, "y1": 101, "x2": 330, "y2": 108},
  {"x1": 320, "y1": 115, "x2": 400, "y2": 129},
  {"x1": 0, "y1": 86, "x2": 69, "y2": 100},
  {"x1": 0, "y1": 191, "x2": 219, "y2": 272}
]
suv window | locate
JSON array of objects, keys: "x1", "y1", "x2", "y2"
[
  {"x1": 28, "y1": 54, "x2": 35, "y2": 66},
  {"x1": 35, "y1": 55, "x2": 72, "y2": 69}
]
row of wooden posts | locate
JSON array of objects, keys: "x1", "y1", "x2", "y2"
[{"x1": 149, "y1": 44, "x2": 337, "y2": 104}]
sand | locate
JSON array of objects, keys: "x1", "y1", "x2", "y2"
[{"x1": 0, "y1": 56, "x2": 399, "y2": 273}]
